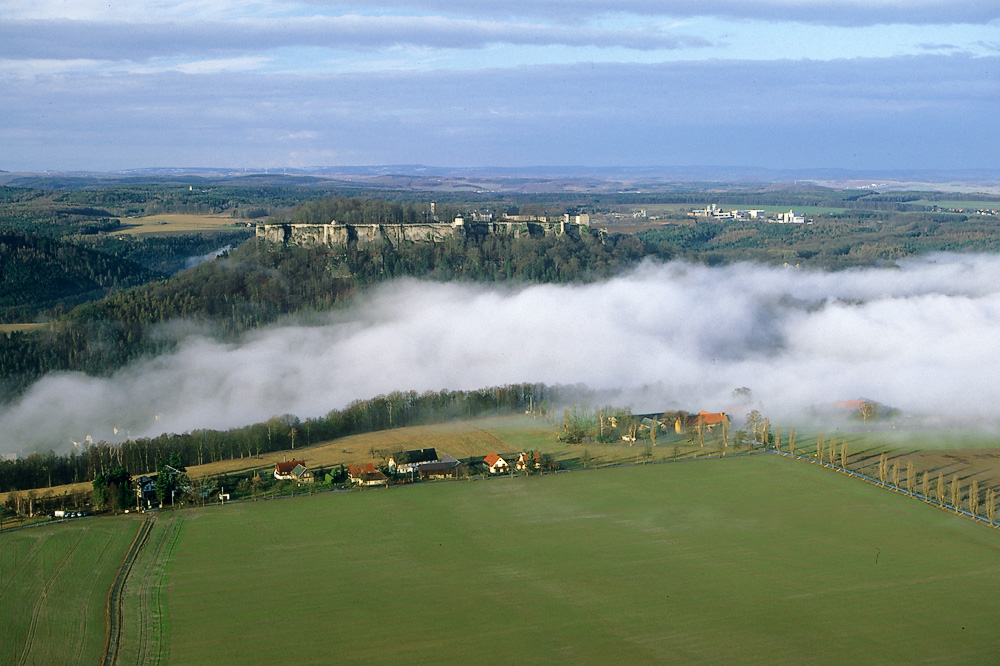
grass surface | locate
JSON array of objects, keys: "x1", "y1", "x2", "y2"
[
  {"x1": 163, "y1": 455, "x2": 1000, "y2": 665},
  {"x1": 115, "y1": 213, "x2": 247, "y2": 236},
  {"x1": 117, "y1": 513, "x2": 185, "y2": 666},
  {"x1": 0, "y1": 516, "x2": 142, "y2": 666}
]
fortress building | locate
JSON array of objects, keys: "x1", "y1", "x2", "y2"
[{"x1": 256, "y1": 214, "x2": 593, "y2": 248}]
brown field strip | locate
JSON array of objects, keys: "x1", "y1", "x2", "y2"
[{"x1": 114, "y1": 213, "x2": 250, "y2": 236}]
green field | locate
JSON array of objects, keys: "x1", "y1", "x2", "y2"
[
  {"x1": 5, "y1": 455, "x2": 1000, "y2": 665},
  {"x1": 0, "y1": 516, "x2": 142, "y2": 665},
  {"x1": 154, "y1": 455, "x2": 1000, "y2": 665}
]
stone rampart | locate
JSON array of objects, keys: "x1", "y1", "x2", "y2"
[{"x1": 256, "y1": 218, "x2": 584, "y2": 248}]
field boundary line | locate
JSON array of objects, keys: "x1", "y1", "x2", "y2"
[
  {"x1": 102, "y1": 516, "x2": 154, "y2": 666},
  {"x1": 770, "y1": 449, "x2": 1000, "y2": 529}
]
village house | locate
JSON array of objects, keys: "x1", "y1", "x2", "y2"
[
  {"x1": 388, "y1": 448, "x2": 439, "y2": 475},
  {"x1": 484, "y1": 453, "x2": 510, "y2": 474},
  {"x1": 274, "y1": 460, "x2": 314, "y2": 484},
  {"x1": 514, "y1": 452, "x2": 541, "y2": 472},
  {"x1": 674, "y1": 411, "x2": 730, "y2": 434},
  {"x1": 348, "y1": 463, "x2": 388, "y2": 487},
  {"x1": 417, "y1": 454, "x2": 465, "y2": 480}
]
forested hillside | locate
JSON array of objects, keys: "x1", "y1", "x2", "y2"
[
  {"x1": 5, "y1": 184, "x2": 1000, "y2": 404},
  {"x1": 0, "y1": 231, "x2": 161, "y2": 317}
]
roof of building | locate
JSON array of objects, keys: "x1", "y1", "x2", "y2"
[
  {"x1": 349, "y1": 462, "x2": 376, "y2": 476},
  {"x1": 696, "y1": 411, "x2": 729, "y2": 426},
  {"x1": 484, "y1": 453, "x2": 507, "y2": 467},
  {"x1": 398, "y1": 448, "x2": 438, "y2": 464},
  {"x1": 275, "y1": 460, "x2": 306, "y2": 475}
]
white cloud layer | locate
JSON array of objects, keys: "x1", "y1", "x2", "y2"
[
  {"x1": 8, "y1": 0, "x2": 998, "y2": 26},
  {"x1": 5, "y1": 253, "x2": 1000, "y2": 454}
]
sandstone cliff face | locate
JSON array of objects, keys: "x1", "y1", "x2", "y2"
[{"x1": 256, "y1": 219, "x2": 584, "y2": 247}]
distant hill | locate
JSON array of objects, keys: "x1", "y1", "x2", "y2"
[{"x1": 4, "y1": 165, "x2": 1000, "y2": 193}]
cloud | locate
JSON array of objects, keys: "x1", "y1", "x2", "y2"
[
  {"x1": 2, "y1": 54, "x2": 997, "y2": 171},
  {"x1": 0, "y1": 16, "x2": 709, "y2": 61},
  {"x1": 285, "y1": 0, "x2": 1000, "y2": 26},
  {"x1": 5, "y1": 253, "x2": 1000, "y2": 453}
]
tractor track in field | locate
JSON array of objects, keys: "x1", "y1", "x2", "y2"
[
  {"x1": 0, "y1": 534, "x2": 48, "y2": 600},
  {"x1": 15, "y1": 530, "x2": 85, "y2": 666},
  {"x1": 68, "y1": 528, "x2": 121, "y2": 666},
  {"x1": 101, "y1": 516, "x2": 154, "y2": 666},
  {"x1": 126, "y1": 515, "x2": 183, "y2": 666}
]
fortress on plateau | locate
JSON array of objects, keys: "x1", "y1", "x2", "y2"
[{"x1": 256, "y1": 214, "x2": 594, "y2": 247}]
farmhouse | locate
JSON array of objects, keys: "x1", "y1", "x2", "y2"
[
  {"x1": 349, "y1": 463, "x2": 388, "y2": 487},
  {"x1": 674, "y1": 411, "x2": 730, "y2": 434},
  {"x1": 417, "y1": 454, "x2": 465, "y2": 480},
  {"x1": 274, "y1": 460, "x2": 314, "y2": 483},
  {"x1": 484, "y1": 453, "x2": 510, "y2": 474},
  {"x1": 514, "y1": 452, "x2": 541, "y2": 472},
  {"x1": 389, "y1": 448, "x2": 439, "y2": 475}
]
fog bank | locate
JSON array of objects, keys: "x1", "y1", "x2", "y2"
[{"x1": 4, "y1": 253, "x2": 1000, "y2": 453}]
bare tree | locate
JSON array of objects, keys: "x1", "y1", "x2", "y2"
[
  {"x1": 722, "y1": 419, "x2": 730, "y2": 447},
  {"x1": 840, "y1": 440, "x2": 848, "y2": 468},
  {"x1": 969, "y1": 479, "x2": 980, "y2": 516},
  {"x1": 906, "y1": 461, "x2": 914, "y2": 494},
  {"x1": 859, "y1": 400, "x2": 878, "y2": 423},
  {"x1": 789, "y1": 427, "x2": 796, "y2": 456},
  {"x1": 892, "y1": 462, "x2": 899, "y2": 488},
  {"x1": 936, "y1": 471, "x2": 945, "y2": 504},
  {"x1": 774, "y1": 426, "x2": 781, "y2": 453},
  {"x1": 816, "y1": 434, "x2": 824, "y2": 461},
  {"x1": 987, "y1": 488, "x2": 996, "y2": 524},
  {"x1": 921, "y1": 470, "x2": 929, "y2": 498},
  {"x1": 950, "y1": 474, "x2": 961, "y2": 512},
  {"x1": 878, "y1": 453, "x2": 888, "y2": 485}
]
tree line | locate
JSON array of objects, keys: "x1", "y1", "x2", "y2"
[{"x1": 0, "y1": 383, "x2": 554, "y2": 494}]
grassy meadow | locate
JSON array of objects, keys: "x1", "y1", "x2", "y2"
[
  {"x1": 115, "y1": 213, "x2": 249, "y2": 236},
  {"x1": 0, "y1": 515, "x2": 142, "y2": 665},
  {"x1": 157, "y1": 454, "x2": 1000, "y2": 665}
]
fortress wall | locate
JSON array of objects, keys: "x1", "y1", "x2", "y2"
[{"x1": 256, "y1": 219, "x2": 587, "y2": 248}]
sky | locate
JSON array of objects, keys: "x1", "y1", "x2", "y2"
[
  {"x1": 6, "y1": 253, "x2": 1000, "y2": 454},
  {"x1": 1, "y1": 0, "x2": 999, "y2": 172}
]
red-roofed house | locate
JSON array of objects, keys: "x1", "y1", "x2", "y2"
[
  {"x1": 484, "y1": 453, "x2": 509, "y2": 474},
  {"x1": 674, "y1": 412, "x2": 730, "y2": 434},
  {"x1": 274, "y1": 460, "x2": 311, "y2": 482},
  {"x1": 348, "y1": 463, "x2": 388, "y2": 487}
]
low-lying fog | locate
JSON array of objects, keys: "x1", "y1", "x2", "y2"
[{"x1": 5, "y1": 253, "x2": 1000, "y2": 454}]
